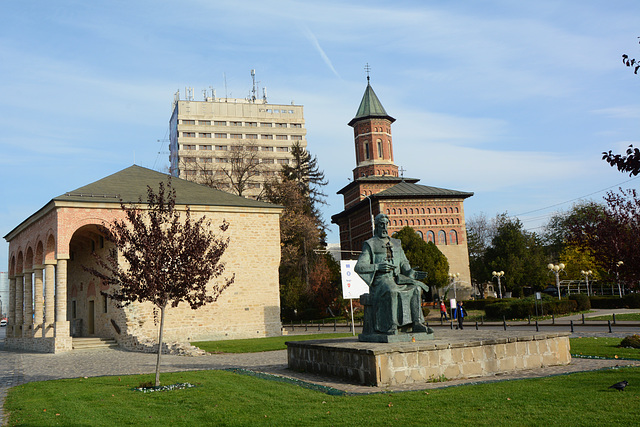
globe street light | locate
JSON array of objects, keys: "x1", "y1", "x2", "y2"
[
  {"x1": 491, "y1": 271, "x2": 504, "y2": 299},
  {"x1": 581, "y1": 270, "x2": 593, "y2": 296},
  {"x1": 547, "y1": 263, "x2": 566, "y2": 300},
  {"x1": 448, "y1": 272, "x2": 460, "y2": 299},
  {"x1": 616, "y1": 261, "x2": 624, "y2": 298}
]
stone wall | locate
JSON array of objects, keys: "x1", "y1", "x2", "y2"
[{"x1": 287, "y1": 332, "x2": 571, "y2": 387}]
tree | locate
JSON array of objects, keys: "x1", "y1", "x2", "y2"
[
  {"x1": 393, "y1": 227, "x2": 449, "y2": 295},
  {"x1": 603, "y1": 145, "x2": 640, "y2": 177},
  {"x1": 483, "y1": 215, "x2": 549, "y2": 296},
  {"x1": 85, "y1": 180, "x2": 233, "y2": 386},
  {"x1": 185, "y1": 141, "x2": 265, "y2": 197},
  {"x1": 280, "y1": 142, "x2": 328, "y2": 212},
  {"x1": 466, "y1": 213, "x2": 497, "y2": 285}
]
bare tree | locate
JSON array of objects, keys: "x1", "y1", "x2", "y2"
[{"x1": 85, "y1": 180, "x2": 233, "y2": 386}]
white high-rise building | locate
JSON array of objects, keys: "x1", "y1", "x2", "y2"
[{"x1": 169, "y1": 79, "x2": 307, "y2": 199}]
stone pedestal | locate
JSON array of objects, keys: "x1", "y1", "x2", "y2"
[{"x1": 287, "y1": 332, "x2": 571, "y2": 387}]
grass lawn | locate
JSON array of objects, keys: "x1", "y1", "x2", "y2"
[
  {"x1": 570, "y1": 337, "x2": 640, "y2": 360},
  {"x1": 6, "y1": 367, "x2": 640, "y2": 426},
  {"x1": 587, "y1": 313, "x2": 640, "y2": 321},
  {"x1": 191, "y1": 333, "x2": 353, "y2": 353}
]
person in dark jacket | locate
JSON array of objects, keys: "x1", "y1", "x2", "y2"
[{"x1": 453, "y1": 301, "x2": 466, "y2": 329}]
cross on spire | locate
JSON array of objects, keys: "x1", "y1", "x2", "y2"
[
  {"x1": 365, "y1": 63, "x2": 371, "y2": 83},
  {"x1": 398, "y1": 166, "x2": 406, "y2": 179}
]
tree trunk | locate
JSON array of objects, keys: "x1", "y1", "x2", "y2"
[{"x1": 155, "y1": 303, "x2": 167, "y2": 387}]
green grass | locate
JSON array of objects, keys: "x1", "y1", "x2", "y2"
[
  {"x1": 6, "y1": 367, "x2": 640, "y2": 426},
  {"x1": 570, "y1": 337, "x2": 640, "y2": 360},
  {"x1": 191, "y1": 333, "x2": 353, "y2": 353},
  {"x1": 587, "y1": 313, "x2": 640, "y2": 321}
]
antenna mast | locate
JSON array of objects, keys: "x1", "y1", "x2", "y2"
[{"x1": 251, "y1": 69, "x2": 257, "y2": 102}]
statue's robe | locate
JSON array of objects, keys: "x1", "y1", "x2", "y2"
[{"x1": 355, "y1": 236, "x2": 427, "y2": 334}]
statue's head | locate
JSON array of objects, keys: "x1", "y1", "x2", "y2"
[{"x1": 374, "y1": 213, "x2": 390, "y2": 238}]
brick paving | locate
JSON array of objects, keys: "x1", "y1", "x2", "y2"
[{"x1": 1, "y1": 327, "x2": 639, "y2": 425}]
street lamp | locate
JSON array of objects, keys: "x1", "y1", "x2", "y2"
[
  {"x1": 547, "y1": 263, "x2": 566, "y2": 300},
  {"x1": 448, "y1": 272, "x2": 460, "y2": 299},
  {"x1": 360, "y1": 194, "x2": 374, "y2": 233},
  {"x1": 491, "y1": 271, "x2": 504, "y2": 299},
  {"x1": 581, "y1": 270, "x2": 593, "y2": 296},
  {"x1": 616, "y1": 261, "x2": 624, "y2": 298}
]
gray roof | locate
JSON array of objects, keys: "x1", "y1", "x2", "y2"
[
  {"x1": 55, "y1": 165, "x2": 277, "y2": 209},
  {"x1": 348, "y1": 83, "x2": 395, "y2": 127},
  {"x1": 375, "y1": 181, "x2": 474, "y2": 199}
]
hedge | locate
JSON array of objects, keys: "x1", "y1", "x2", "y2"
[{"x1": 484, "y1": 298, "x2": 577, "y2": 320}]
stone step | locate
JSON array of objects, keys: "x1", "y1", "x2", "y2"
[{"x1": 72, "y1": 337, "x2": 118, "y2": 350}]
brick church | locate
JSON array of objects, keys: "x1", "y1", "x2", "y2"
[{"x1": 331, "y1": 79, "x2": 474, "y2": 298}]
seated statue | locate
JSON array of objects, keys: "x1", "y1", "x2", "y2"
[{"x1": 355, "y1": 214, "x2": 433, "y2": 342}]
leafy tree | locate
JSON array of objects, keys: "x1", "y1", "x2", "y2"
[
  {"x1": 85, "y1": 180, "x2": 233, "y2": 386},
  {"x1": 466, "y1": 213, "x2": 496, "y2": 285},
  {"x1": 308, "y1": 253, "x2": 343, "y2": 318},
  {"x1": 393, "y1": 227, "x2": 449, "y2": 295},
  {"x1": 603, "y1": 145, "x2": 640, "y2": 177},
  {"x1": 262, "y1": 145, "x2": 328, "y2": 318},
  {"x1": 483, "y1": 215, "x2": 549, "y2": 296}
]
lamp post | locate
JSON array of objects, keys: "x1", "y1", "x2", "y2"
[
  {"x1": 448, "y1": 272, "x2": 460, "y2": 299},
  {"x1": 547, "y1": 263, "x2": 565, "y2": 300},
  {"x1": 361, "y1": 194, "x2": 374, "y2": 234},
  {"x1": 581, "y1": 270, "x2": 593, "y2": 296},
  {"x1": 616, "y1": 261, "x2": 624, "y2": 298},
  {"x1": 491, "y1": 271, "x2": 504, "y2": 299}
]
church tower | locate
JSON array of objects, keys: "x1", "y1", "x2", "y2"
[
  {"x1": 332, "y1": 77, "x2": 475, "y2": 300},
  {"x1": 349, "y1": 79, "x2": 399, "y2": 180}
]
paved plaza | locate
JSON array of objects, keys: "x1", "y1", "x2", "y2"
[{"x1": 1, "y1": 310, "x2": 639, "y2": 425}]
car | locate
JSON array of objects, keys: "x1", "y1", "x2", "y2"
[{"x1": 0, "y1": 319, "x2": 7, "y2": 327}]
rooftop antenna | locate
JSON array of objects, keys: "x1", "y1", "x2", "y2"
[
  {"x1": 224, "y1": 72, "x2": 228, "y2": 100},
  {"x1": 263, "y1": 87, "x2": 268, "y2": 103},
  {"x1": 251, "y1": 69, "x2": 257, "y2": 102},
  {"x1": 365, "y1": 63, "x2": 371, "y2": 83},
  {"x1": 202, "y1": 89, "x2": 207, "y2": 100}
]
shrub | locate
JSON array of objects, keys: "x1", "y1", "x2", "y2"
[
  {"x1": 623, "y1": 293, "x2": 640, "y2": 308},
  {"x1": 589, "y1": 297, "x2": 625, "y2": 309},
  {"x1": 569, "y1": 294, "x2": 591, "y2": 311},
  {"x1": 619, "y1": 334, "x2": 640, "y2": 349}
]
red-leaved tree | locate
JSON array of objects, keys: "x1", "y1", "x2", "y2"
[{"x1": 86, "y1": 180, "x2": 234, "y2": 386}]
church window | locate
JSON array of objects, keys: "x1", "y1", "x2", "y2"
[
  {"x1": 422, "y1": 219, "x2": 426, "y2": 225},
  {"x1": 404, "y1": 208, "x2": 408, "y2": 214},
  {"x1": 386, "y1": 209, "x2": 390, "y2": 214},
  {"x1": 449, "y1": 230, "x2": 458, "y2": 245},
  {"x1": 377, "y1": 139, "x2": 383, "y2": 157},
  {"x1": 439, "y1": 208, "x2": 443, "y2": 213},
  {"x1": 411, "y1": 219, "x2": 415, "y2": 225},
  {"x1": 421, "y1": 208, "x2": 425, "y2": 214},
  {"x1": 427, "y1": 231, "x2": 435, "y2": 243},
  {"x1": 392, "y1": 208, "x2": 396, "y2": 214},
  {"x1": 416, "y1": 230, "x2": 423, "y2": 239},
  {"x1": 410, "y1": 208, "x2": 414, "y2": 214},
  {"x1": 364, "y1": 142, "x2": 370, "y2": 159},
  {"x1": 438, "y1": 230, "x2": 447, "y2": 245},
  {"x1": 439, "y1": 219, "x2": 443, "y2": 224},
  {"x1": 393, "y1": 220, "x2": 397, "y2": 226},
  {"x1": 457, "y1": 218, "x2": 460, "y2": 224}
]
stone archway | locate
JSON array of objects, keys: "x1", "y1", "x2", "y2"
[{"x1": 68, "y1": 224, "x2": 115, "y2": 338}]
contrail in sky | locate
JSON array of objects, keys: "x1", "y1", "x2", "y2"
[{"x1": 302, "y1": 25, "x2": 340, "y2": 78}]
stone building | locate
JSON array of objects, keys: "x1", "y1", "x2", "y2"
[
  {"x1": 170, "y1": 84, "x2": 307, "y2": 199},
  {"x1": 331, "y1": 80, "x2": 474, "y2": 298},
  {"x1": 4, "y1": 165, "x2": 283, "y2": 353}
]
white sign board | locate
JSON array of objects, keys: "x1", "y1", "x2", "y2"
[
  {"x1": 340, "y1": 260, "x2": 369, "y2": 299},
  {"x1": 450, "y1": 298, "x2": 457, "y2": 309}
]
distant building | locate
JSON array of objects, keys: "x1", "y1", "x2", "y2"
[
  {"x1": 169, "y1": 76, "x2": 307, "y2": 199},
  {"x1": 4, "y1": 166, "x2": 282, "y2": 353},
  {"x1": 331, "y1": 79, "x2": 474, "y2": 299}
]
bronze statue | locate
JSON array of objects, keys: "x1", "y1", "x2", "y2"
[{"x1": 355, "y1": 213, "x2": 433, "y2": 342}]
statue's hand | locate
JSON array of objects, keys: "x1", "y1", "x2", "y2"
[{"x1": 376, "y1": 262, "x2": 395, "y2": 273}]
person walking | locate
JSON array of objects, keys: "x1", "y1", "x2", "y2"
[
  {"x1": 453, "y1": 301, "x2": 466, "y2": 330},
  {"x1": 439, "y1": 300, "x2": 449, "y2": 322}
]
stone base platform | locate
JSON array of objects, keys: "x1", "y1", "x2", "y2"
[{"x1": 286, "y1": 332, "x2": 571, "y2": 387}]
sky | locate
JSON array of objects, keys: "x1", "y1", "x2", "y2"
[{"x1": 1, "y1": 0, "x2": 640, "y2": 273}]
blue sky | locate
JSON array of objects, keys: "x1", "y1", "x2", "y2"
[{"x1": 1, "y1": 0, "x2": 639, "y2": 272}]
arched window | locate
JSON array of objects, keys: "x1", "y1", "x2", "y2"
[
  {"x1": 364, "y1": 142, "x2": 370, "y2": 159},
  {"x1": 449, "y1": 230, "x2": 458, "y2": 245},
  {"x1": 404, "y1": 208, "x2": 408, "y2": 214},
  {"x1": 411, "y1": 219, "x2": 415, "y2": 225},
  {"x1": 421, "y1": 208, "x2": 425, "y2": 214},
  {"x1": 377, "y1": 139, "x2": 383, "y2": 158},
  {"x1": 399, "y1": 220, "x2": 403, "y2": 226},
  {"x1": 393, "y1": 220, "x2": 397, "y2": 226},
  {"x1": 427, "y1": 208, "x2": 431, "y2": 214},
  {"x1": 457, "y1": 218, "x2": 460, "y2": 224},
  {"x1": 392, "y1": 208, "x2": 396, "y2": 214},
  {"x1": 439, "y1": 208, "x2": 443, "y2": 213},
  {"x1": 416, "y1": 230, "x2": 423, "y2": 239},
  {"x1": 427, "y1": 231, "x2": 435, "y2": 243},
  {"x1": 455, "y1": 207, "x2": 459, "y2": 213},
  {"x1": 422, "y1": 219, "x2": 426, "y2": 225},
  {"x1": 410, "y1": 208, "x2": 414, "y2": 214},
  {"x1": 386, "y1": 209, "x2": 390, "y2": 214},
  {"x1": 438, "y1": 230, "x2": 447, "y2": 245},
  {"x1": 439, "y1": 219, "x2": 443, "y2": 224}
]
